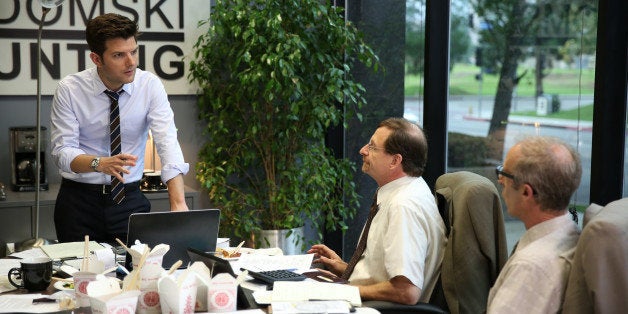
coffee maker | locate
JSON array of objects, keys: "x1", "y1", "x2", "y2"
[{"x1": 10, "y1": 127, "x2": 48, "y2": 192}]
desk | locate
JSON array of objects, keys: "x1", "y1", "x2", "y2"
[
  {"x1": 0, "y1": 184, "x2": 199, "y2": 257},
  {"x1": 1, "y1": 255, "x2": 380, "y2": 313},
  {"x1": 0, "y1": 285, "x2": 380, "y2": 313}
]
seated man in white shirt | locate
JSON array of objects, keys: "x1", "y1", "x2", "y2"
[
  {"x1": 308, "y1": 117, "x2": 446, "y2": 305},
  {"x1": 488, "y1": 136, "x2": 582, "y2": 313}
]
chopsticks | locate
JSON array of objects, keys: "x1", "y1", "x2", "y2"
[
  {"x1": 81, "y1": 235, "x2": 89, "y2": 271},
  {"x1": 115, "y1": 238, "x2": 132, "y2": 254},
  {"x1": 216, "y1": 241, "x2": 246, "y2": 258},
  {"x1": 123, "y1": 246, "x2": 149, "y2": 291},
  {"x1": 232, "y1": 241, "x2": 245, "y2": 256},
  {"x1": 167, "y1": 260, "x2": 183, "y2": 275}
]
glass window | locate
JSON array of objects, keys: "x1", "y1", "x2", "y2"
[
  {"x1": 404, "y1": 0, "x2": 426, "y2": 125},
  {"x1": 625, "y1": 94, "x2": 628, "y2": 197},
  {"x1": 404, "y1": 0, "x2": 597, "y2": 203},
  {"x1": 404, "y1": 0, "x2": 598, "y2": 246}
]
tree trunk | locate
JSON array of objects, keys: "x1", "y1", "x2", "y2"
[
  {"x1": 487, "y1": 45, "x2": 522, "y2": 161},
  {"x1": 535, "y1": 47, "x2": 545, "y2": 97}
]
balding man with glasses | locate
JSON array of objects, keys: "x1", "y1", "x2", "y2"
[
  {"x1": 307, "y1": 117, "x2": 446, "y2": 305},
  {"x1": 488, "y1": 136, "x2": 582, "y2": 313}
]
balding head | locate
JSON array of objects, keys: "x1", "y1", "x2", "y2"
[{"x1": 510, "y1": 136, "x2": 582, "y2": 211}]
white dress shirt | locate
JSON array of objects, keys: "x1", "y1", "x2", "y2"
[
  {"x1": 50, "y1": 67, "x2": 188, "y2": 184},
  {"x1": 349, "y1": 176, "x2": 446, "y2": 302},
  {"x1": 487, "y1": 213, "x2": 580, "y2": 313}
]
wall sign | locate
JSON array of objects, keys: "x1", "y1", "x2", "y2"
[{"x1": 0, "y1": 0, "x2": 210, "y2": 95}]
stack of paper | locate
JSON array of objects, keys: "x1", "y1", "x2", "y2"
[
  {"x1": 40, "y1": 241, "x2": 105, "y2": 260},
  {"x1": 271, "y1": 281, "x2": 361, "y2": 307}
]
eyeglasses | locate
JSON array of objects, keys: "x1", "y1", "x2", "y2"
[
  {"x1": 495, "y1": 164, "x2": 538, "y2": 195},
  {"x1": 495, "y1": 165, "x2": 516, "y2": 180},
  {"x1": 366, "y1": 143, "x2": 386, "y2": 152}
]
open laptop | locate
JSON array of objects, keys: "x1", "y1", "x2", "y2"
[
  {"x1": 187, "y1": 246, "x2": 238, "y2": 276},
  {"x1": 125, "y1": 209, "x2": 220, "y2": 269}
]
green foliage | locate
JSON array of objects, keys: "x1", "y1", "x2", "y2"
[
  {"x1": 188, "y1": 0, "x2": 378, "y2": 244},
  {"x1": 514, "y1": 103, "x2": 594, "y2": 121},
  {"x1": 405, "y1": 64, "x2": 595, "y2": 96},
  {"x1": 448, "y1": 132, "x2": 490, "y2": 167},
  {"x1": 405, "y1": 0, "x2": 471, "y2": 75}
]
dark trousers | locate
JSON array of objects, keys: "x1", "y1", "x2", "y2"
[{"x1": 54, "y1": 179, "x2": 151, "y2": 244}]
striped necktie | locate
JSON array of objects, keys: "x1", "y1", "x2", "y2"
[
  {"x1": 104, "y1": 90, "x2": 125, "y2": 204},
  {"x1": 341, "y1": 189, "x2": 379, "y2": 280}
]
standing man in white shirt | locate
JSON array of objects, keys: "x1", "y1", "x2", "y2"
[
  {"x1": 308, "y1": 117, "x2": 446, "y2": 305},
  {"x1": 50, "y1": 13, "x2": 189, "y2": 243},
  {"x1": 488, "y1": 136, "x2": 581, "y2": 313}
]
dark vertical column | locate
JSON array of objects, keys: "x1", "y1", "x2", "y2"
[
  {"x1": 590, "y1": 0, "x2": 627, "y2": 206},
  {"x1": 422, "y1": 0, "x2": 450, "y2": 190},
  {"x1": 328, "y1": 0, "x2": 405, "y2": 260},
  {"x1": 321, "y1": 0, "x2": 349, "y2": 259}
]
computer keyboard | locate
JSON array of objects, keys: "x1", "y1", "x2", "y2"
[{"x1": 241, "y1": 268, "x2": 306, "y2": 285}]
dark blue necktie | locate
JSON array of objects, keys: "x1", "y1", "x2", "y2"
[{"x1": 104, "y1": 90, "x2": 125, "y2": 204}]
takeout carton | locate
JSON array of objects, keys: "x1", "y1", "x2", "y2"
[
  {"x1": 207, "y1": 273, "x2": 238, "y2": 313},
  {"x1": 187, "y1": 262, "x2": 212, "y2": 311},
  {"x1": 158, "y1": 271, "x2": 198, "y2": 314},
  {"x1": 129, "y1": 243, "x2": 170, "y2": 268},
  {"x1": 123, "y1": 263, "x2": 165, "y2": 314},
  {"x1": 87, "y1": 275, "x2": 140, "y2": 314},
  {"x1": 73, "y1": 271, "x2": 98, "y2": 308},
  {"x1": 84, "y1": 254, "x2": 106, "y2": 274},
  {"x1": 88, "y1": 290, "x2": 141, "y2": 314},
  {"x1": 92, "y1": 246, "x2": 117, "y2": 271}
]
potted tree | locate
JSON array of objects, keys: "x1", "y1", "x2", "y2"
[{"x1": 188, "y1": 0, "x2": 379, "y2": 251}]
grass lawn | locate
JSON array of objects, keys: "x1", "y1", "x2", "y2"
[
  {"x1": 515, "y1": 103, "x2": 594, "y2": 121},
  {"x1": 405, "y1": 63, "x2": 596, "y2": 97}
]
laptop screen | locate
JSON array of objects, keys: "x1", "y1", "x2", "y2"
[{"x1": 125, "y1": 209, "x2": 220, "y2": 269}]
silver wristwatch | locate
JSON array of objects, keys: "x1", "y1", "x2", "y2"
[{"x1": 90, "y1": 157, "x2": 101, "y2": 172}]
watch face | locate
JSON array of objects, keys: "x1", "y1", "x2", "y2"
[{"x1": 91, "y1": 158, "x2": 99, "y2": 170}]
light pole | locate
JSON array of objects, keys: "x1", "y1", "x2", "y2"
[{"x1": 17, "y1": 0, "x2": 65, "y2": 251}]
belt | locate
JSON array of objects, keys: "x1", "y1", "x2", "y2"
[{"x1": 61, "y1": 178, "x2": 140, "y2": 194}]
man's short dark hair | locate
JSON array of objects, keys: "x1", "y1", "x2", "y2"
[
  {"x1": 86, "y1": 13, "x2": 139, "y2": 56},
  {"x1": 379, "y1": 117, "x2": 428, "y2": 177}
]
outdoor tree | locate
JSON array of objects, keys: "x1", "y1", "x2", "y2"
[
  {"x1": 406, "y1": 0, "x2": 471, "y2": 76},
  {"x1": 471, "y1": 0, "x2": 597, "y2": 159},
  {"x1": 532, "y1": 2, "x2": 598, "y2": 97}
]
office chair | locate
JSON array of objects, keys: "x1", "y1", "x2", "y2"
[
  {"x1": 365, "y1": 171, "x2": 508, "y2": 314},
  {"x1": 562, "y1": 198, "x2": 628, "y2": 313}
]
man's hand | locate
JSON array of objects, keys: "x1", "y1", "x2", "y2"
[
  {"x1": 100, "y1": 153, "x2": 138, "y2": 183},
  {"x1": 307, "y1": 244, "x2": 347, "y2": 277}
]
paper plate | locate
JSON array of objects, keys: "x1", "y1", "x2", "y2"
[{"x1": 54, "y1": 280, "x2": 75, "y2": 291}]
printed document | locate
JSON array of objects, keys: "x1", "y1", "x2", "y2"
[{"x1": 271, "y1": 281, "x2": 362, "y2": 306}]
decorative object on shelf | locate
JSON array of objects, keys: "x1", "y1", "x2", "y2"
[
  {"x1": 0, "y1": 182, "x2": 6, "y2": 201},
  {"x1": 140, "y1": 171, "x2": 168, "y2": 192},
  {"x1": 188, "y1": 0, "x2": 379, "y2": 249},
  {"x1": 140, "y1": 131, "x2": 167, "y2": 192}
]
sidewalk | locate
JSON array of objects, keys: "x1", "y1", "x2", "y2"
[{"x1": 464, "y1": 115, "x2": 593, "y2": 132}]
